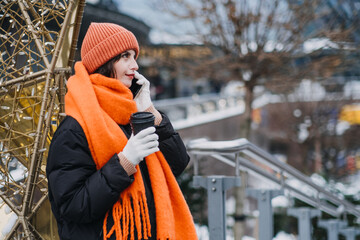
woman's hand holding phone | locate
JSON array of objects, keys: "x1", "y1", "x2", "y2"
[
  {"x1": 129, "y1": 78, "x2": 143, "y2": 98},
  {"x1": 133, "y1": 71, "x2": 152, "y2": 111}
]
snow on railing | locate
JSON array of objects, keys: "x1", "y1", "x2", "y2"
[{"x1": 154, "y1": 93, "x2": 245, "y2": 130}]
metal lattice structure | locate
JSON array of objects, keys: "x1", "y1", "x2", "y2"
[{"x1": 0, "y1": 1, "x2": 85, "y2": 239}]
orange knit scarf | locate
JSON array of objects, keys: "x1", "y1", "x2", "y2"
[{"x1": 65, "y1": 62, "x2": 197, "y2": 240}]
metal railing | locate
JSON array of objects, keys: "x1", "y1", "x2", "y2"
[
  {"x1": 186, "y1": 138, "x2": 360, "y2": 239},
  {"x1": 154, "y1": 93, "x2": 244, "y2": 130}
]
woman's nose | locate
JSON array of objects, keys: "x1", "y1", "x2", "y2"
[{"x1": 131, "y1": 59, "x2": 139, "y2": 70}]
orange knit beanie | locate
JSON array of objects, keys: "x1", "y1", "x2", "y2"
[{"x1": 81, "y1": 22, "x2": 140, "y2": 73}]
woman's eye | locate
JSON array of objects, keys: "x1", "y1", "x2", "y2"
[{"x1": 121, "y1": 52, "x2": 130, "y2": 58}]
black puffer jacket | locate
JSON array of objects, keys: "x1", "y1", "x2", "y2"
[{"x1": 46, "y1": 113, "x2": 190, "y2": 240}]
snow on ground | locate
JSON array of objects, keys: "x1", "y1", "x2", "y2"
[
  {"x1": 273, "y1": 232, "x2": 297, "y2": 240},
  {"x1": 0, "y1": 205, "x2": 18, "y2": 240}
]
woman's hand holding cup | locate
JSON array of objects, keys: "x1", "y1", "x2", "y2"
[{"x1": 121, "y1": 127, "x2": 159, "y2": 166}]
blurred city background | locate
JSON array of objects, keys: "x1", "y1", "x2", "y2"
[{"x1": 0, "y1": 0, "x2": 360, "y2": 239}]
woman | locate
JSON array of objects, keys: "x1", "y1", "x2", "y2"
[{"x1": 46, "y1": 22, "x2": 197, "y2": 240}]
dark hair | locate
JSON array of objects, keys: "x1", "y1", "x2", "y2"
[{"x1": 94, "y1": 54, "x2": 122, "y2": 78}]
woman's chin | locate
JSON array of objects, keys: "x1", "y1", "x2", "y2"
[{"x1": 120, "y1": 78, "x2": 132, "y2": 88}]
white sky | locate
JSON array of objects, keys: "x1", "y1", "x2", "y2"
[{"x1": 115, "y1": 0, "x2": 200, "y2": 44}]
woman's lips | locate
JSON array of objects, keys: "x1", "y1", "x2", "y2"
[{"x1": 126, "y1": 74, "x2": 134, "y2": 79}]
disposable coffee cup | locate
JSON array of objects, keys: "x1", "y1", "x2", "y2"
[{"x1": 130, "y1": 112, "x2": 155, "y2": 135}]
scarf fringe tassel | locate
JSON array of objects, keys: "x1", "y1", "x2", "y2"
[{"x1": 103, "y1": 193, "x2": 151, "y2": 240}]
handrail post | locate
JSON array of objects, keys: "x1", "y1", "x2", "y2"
[
  {"x1": 246, "y1": 189, "x2": 283, "y2": 240},
  {"x1": 340, "y1": 227, "x2": 360, "y2": 240},
  {"x1": 287, "y1": 207, "x2": 321, "y2": 240},
  {"x1": 193, "y1": 155, "x2": 199, "y2": 176},
  {"x1": 235, "y1": 153, "x2": 240, "y2": 176},
  {"x1": 193, "y1": 175, "x2": 241, "y2": 240},
  {"x1": 318, "y1": 219, "x2": 347, "y2": 240}
]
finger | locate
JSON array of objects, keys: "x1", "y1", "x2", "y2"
[
  {"x1": 142, "y1": 139, "x2": 159, "y2": 149},
  {"x1": 135, "y1": 127, "x2": 156, "y2": 138},
  {"x1": 134, "y1": 71, "x2": 144, "y2": 79},
  {"x1": 137, "y1": 137, "x2": 158, "y2": 150},
  {"x1": 137, "y1": 137, "x2": 158, "y2": 151},
  {"x1": 136, "y1": 78, "x2": 146, "y2": 85},
  {"x1": 141, "y1": 133, "x2": 158, "y2": 143},
  {"x1": 138, "y1": 137, "x2": 158, "y2": 149},
  {"x1": 134, "y1": 70, "x2": 140, "y2": 77},
  {"x1": 143, "y1": 147, "x2": 160, "y2": 157}
]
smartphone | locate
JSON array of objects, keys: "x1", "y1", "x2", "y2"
[{"x1": 129, "y1": 78, "x2": 142, "y2": 99}]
